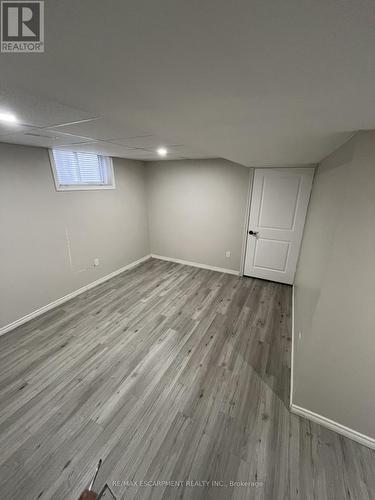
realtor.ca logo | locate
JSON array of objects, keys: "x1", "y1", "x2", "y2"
[{"x1": 1, "y1": 1, "x2": 44, "y2": 52}]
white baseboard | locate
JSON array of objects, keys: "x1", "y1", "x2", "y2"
[
  {"x1": 0, "y1": 254, "x2": 152, "y2": 337},
  {"x1": 290, "y1": 404, "x2": 375, "y2": 450},
  {"x1": 290, "y1": 286, "x2": 375, "y2": 450},
  {"x1": 150, "y1": 254, "x2": 239, "y2": 276}
]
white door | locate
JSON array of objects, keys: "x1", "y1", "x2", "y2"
[{"x1": 244, "y1": 167, "x2": 314, "y2": 284}]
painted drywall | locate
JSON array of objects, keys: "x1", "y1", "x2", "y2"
[
  {"x1": 0, "y1": 142, "x2": 149, "y2": 329},
  {"x1": 146, "y1": 159, "x2": 250, "y2": 272},
  {"x1": 293, "y1": 131, "x2": 375, "y2": 438}
]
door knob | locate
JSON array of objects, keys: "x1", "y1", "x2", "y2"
[{"x1": 249, "y1": 230, "x2": 259, "y2": 236}]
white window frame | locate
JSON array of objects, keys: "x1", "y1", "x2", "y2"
[{"x1": 48, "y1": 149, "x2": 116, "y2": 191}]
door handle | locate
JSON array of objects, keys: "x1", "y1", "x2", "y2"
[{"x1": 248, "y1": 230, "x2": 259, "y2": 236}]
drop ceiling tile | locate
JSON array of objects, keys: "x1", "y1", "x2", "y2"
[
  {"x1": 110, "y1": 135, "x2": 180, "y2": 149},
  {"x1": 165, "y1": 145, "x2": 216, "y2": 159},
  {"x1": 121, "y1": 150, "x2": 161, "y2": 160},
  {"x1": 109, "y1": 139, "x2": 216, "y2": 159},
  {"x1": 0, "y1": 87, "x2": 95, "y2": 128},
  {"x1": 48, "y1": 117, "x2": 148, "y2": 141},
  {"x1": 0, "y1": 129, "x2": 95, "y2": 149},
  {"x1": 55, "y1": 141, "x2": 140, "y2": 158},
  {"x1": 52, "y1": 138, "x2": 197, "y2": 160},
  {"x1": 0, "y1": 122, "x2": 33, "y2": 137},
  {"x1": 122, "y1": 149, "x2": 211, "y2": 161}
]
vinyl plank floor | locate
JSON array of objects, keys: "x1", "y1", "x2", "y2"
[{"x1": 0, "y1": 258, "x2": 374, "y2": 500}]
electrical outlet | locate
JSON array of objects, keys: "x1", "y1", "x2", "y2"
[
  {"x1": 93, "y1": 258, "x2": 100, "y2": 267},
  {"x1": 298, "y1": 331, "x2": 302, "y2": 340},
  {"x1": 225, "y1": 251, "x2": 231, "y2": 258}
]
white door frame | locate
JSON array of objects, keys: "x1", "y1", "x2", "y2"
[{"x1": 240, "y1": 168, "x2": 254, "y2": 276}]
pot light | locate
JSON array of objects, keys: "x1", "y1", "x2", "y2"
[
  {"x1": 0, "y1": 111, "x2": 18, "y2": 123},
  {"x1": 157, "y1": 147, "x2": 167, "y2": 157}
]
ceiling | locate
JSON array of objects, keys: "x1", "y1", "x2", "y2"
[{"x1": 0, "y1": 0, "x2": 375, "y2": 166}]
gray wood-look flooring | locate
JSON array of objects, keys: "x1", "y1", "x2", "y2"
[{"x1": 0, "y1": 258, "x2": 374, "y2": 500}]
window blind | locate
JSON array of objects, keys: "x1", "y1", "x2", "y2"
[{"x1": 51, "y1": 150, "x2": 112, "y2": 187}]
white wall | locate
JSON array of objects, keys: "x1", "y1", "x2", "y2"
[
  {"x1": 0, "y1": 143, "x2": 149, "y2": 329},
  {"x1": 0, "y1": 150, "x2": 251, "y2": 331},
  {"x1": 146, "y1": 159, "x2": 250, "y2": 272},
  {"x1": 293, "y1": 131, "x2": 375, "y2": 438}
]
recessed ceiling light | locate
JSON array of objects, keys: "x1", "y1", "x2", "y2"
[
  {"x1": 157, "y1": 147, "x2": 167, "y2": 157},
  {"x1": 0, "y1": 111, "x2": 18, "y2": 123}
]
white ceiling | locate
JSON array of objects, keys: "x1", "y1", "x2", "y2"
[{"x1": 1, "y1": 0, "x2": 375, "y2": 165}]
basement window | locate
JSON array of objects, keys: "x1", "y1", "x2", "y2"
[{"x1": 49, "y1": 149, "x2": 115, "y2": 191}]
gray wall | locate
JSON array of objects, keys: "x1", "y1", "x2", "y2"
[
  {"x1": 146, "y1": 159, "x2": 250, "y2": 272},
  {"x1": 0, "y1": 143, "x2": 149, "y2": 329},
  {"x1": 293, "y1": 131, "x2": 375, "y2": 438}
]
